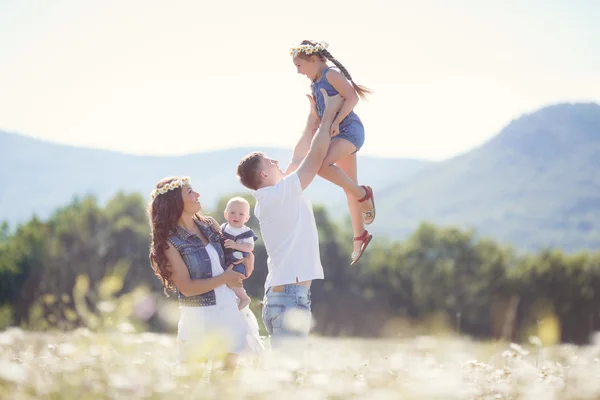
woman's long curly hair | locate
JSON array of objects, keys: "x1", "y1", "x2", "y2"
[{"x1": 147, "y1": 176, "x2": 219, "y2": 295}]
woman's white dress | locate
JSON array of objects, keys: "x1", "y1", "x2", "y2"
[{"x1": 177, "y1": 243, "x2": 263, "y2": 361}]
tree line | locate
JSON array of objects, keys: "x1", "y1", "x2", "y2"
[{"x1": 1, "y1": 192, "x2": 599, "y2": 344}]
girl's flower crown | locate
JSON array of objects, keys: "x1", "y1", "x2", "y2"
[
  {"x1": 150, "y1": 176, "x2": 191, "y2": 200},
  {"x1": 289, "y1": 41, "x2": 329, "y2": 57}
]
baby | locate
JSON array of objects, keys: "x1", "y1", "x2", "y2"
[{"x1": 221, "y1": 197, "x2": 258, "y2": 310}]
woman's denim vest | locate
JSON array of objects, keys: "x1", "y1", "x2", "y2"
[{"x1": 167, "y1": 219, "x2": 226, "y2": 307}]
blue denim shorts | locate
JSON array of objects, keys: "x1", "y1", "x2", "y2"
[
  {"x1": 333, "y1": 119, "x2": 365, "y2": 153},
  {"x1": 262, "y1": 284, "x2": 312, "y2": 348}
]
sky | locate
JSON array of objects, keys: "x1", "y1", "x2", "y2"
[{"x1": 0, "y1": 0, "x2": 598, "y2": 161}]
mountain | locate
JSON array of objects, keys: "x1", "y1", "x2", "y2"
[
  {"x1": 374, "y1": 102, "x2": 600, "y2": 252},
  {"x1": 0, "y1": 131, "x2": 431, "y2": 226},
  {"x1": 3, "y1": 102, "x2": 599, "y2": 251}
]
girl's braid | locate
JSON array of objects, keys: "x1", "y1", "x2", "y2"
[{"x1": 320, "y1": 49, "x2": 353, "y2": 82}]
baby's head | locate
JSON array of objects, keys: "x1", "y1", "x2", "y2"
[{"x1": 224, "y1": 197, "x2": 251, "y2": 228}]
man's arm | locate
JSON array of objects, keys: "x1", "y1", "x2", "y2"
[
  {"x1": 284, "y1": 95, "x2": 320, "y2": 176},
  {"x1": 296, "y1": 89, "x2": 344, "y2": 190}
]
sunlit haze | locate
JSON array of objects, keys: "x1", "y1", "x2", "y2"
[{"x1": 1, "y1": 0, "x2": 598, "y2": 160}]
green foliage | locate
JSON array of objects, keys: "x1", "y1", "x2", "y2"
[
  {"x1": 1, "y1": 192, "x2": 600, "y2": 345},
  {"x1": 0, "y1": 305, "x2": 12, "y2": 330}
]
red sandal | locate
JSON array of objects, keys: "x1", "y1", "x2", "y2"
[
  {"x1": 358, "y1": 185, "x2": 376, "y2": 225},
  {"x1": 351, "y1": 230, "x2": 373, "y2": 265}
]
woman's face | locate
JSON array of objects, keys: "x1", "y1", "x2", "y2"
[{"x1": 180, "y1": 184, "x2": 201, "y2": 214}]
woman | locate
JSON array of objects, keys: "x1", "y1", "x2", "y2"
[{"x1": 148, "y1": 176, "x2": 261, "y2": 368}]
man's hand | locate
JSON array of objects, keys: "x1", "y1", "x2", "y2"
[
  {"x1": 296, "y1": 90, "x2": 343, "y2": 191},
  {"x1": 307, "y1": 94, "x2": 319, "y2": 118},
  {"x1": 223, "y1": 239, "x2": 238, "y2": 250},
  {"x1": 306, "y1": 94, "x2": 320, "y2": 134},
  {"x1": 320, "y1": 88, "x2": 344, "y2": 118}
]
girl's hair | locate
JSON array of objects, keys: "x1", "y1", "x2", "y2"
[
  {"x1": 297, "y1": 40, "x2": 372, "y2": 100},
  {"x1": 147, "y1": 176, "x2": 221, "y2": 295}
]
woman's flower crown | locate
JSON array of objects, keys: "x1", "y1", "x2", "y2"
[
  {"x1": 150, "y1": 176, "x2": 191, "y2": 200},
  {"x1": 289, "y1": 41, "x2": 329, "y2": 57}
]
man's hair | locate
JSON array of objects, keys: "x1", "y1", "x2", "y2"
[{"x1": 237, "y1": 152, "x2": 265, "y2": 190}]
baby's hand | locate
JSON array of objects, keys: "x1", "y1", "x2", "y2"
[{"x1": 223, "y1": 239, "x2": 237, "y2": 250}]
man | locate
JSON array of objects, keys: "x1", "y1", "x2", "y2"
[{"x1": 236, "y1": 89, "x2": 344, "y2": 347}]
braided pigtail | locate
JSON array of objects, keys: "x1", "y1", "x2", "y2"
[{"x1": 320, "y1": 48, "x2": 372, "y2": 100}]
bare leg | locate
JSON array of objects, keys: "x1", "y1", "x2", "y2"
[
  {"x1": 317, "y1": 139, "x2": 374, "y2": 216},
  {"x1": 335, "y1": 153, "x2": 365, "y2": 255},
  {"x1": 317, "y1": 139, "x2": 363, "y2": 197},
  {"x1": 232, "y1": 285, "x2": 251, "y2": 310},
  {"x1": 317, "y1": 139, "x2": 373, "y2": 258}
]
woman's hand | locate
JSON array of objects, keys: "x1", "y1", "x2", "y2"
[
  {"x1": 234, "y1": 252, "x2": 255, "y2": 278},
  {"x1": 222, "y1": 265, "x2": 244, "y2": 287}
]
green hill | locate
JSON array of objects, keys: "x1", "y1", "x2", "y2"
[
  {"x1": 375, "y1": 102, "x2": 600, "y2": 251},
  {"x1": 0, "y1": 131, "x2": 429, "y2": 226}
]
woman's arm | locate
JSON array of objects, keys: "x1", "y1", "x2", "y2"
[
  {"x1": 165, "y1": 244, "x2": 243, "y2": 296},
  {"x1": 242, "y1": 251, "x2": 255, "y2": 278},
  {"x1": 326, "y1": 69, "x2": 359, "y2": 132}
]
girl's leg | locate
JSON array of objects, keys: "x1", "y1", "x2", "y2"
[
  {"x1": 317, "y1": 139, "x2": 374, "y2": 217},
  {"x1": 317, "y1": 139, "x2": 363, "y2": 198},
  {"x1": 335, "y1": 153, "x2": 366, "y2": 256}
]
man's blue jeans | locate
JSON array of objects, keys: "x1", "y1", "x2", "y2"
[{"x1": 262, "y1": 284, "x2": 312, "y2": 349}]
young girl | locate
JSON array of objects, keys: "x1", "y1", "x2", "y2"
[{"x1": 290, "y1": 40, "x2": 376, "y2": 265}]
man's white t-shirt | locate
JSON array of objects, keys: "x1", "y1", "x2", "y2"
[{"x1": 252, "y1": 172, "x2": 324, "y2": 291}]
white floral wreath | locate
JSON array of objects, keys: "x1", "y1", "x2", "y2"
[
  {"x1": 289, "y1": 41, "x2": 329, "y2": 57},
  {"x1": 150, "y1": 176, "x2": 191, "y2": 200}
]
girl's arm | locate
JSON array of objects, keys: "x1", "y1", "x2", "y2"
[
  {"x1": 165, "y1": 244, "x2": 243, "y2": 296},
  {"x1": 326, "y1": 70, "x2": 359, "y2": 132}
]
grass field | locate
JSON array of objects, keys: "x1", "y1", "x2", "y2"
[{"x1": 1, "y1": 327, "x2": 600, "y2": 399}]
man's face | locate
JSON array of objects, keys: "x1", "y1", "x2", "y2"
[{"x1": 261, "y1": 155, "x2": 283, "y2": 182}]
